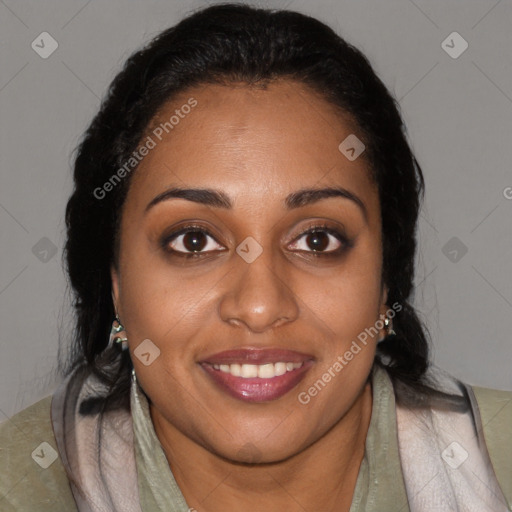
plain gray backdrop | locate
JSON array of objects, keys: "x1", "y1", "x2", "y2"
[{"x1": 1, "y1": 0, "x2": 511, "y2": 419}]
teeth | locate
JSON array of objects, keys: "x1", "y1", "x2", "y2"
[
  {"x1": 274, "y1": 362, "x2": 287, "y2": 376},
  {"x1": 241, "y1": 364, "x2": 258, "y2": 378},
  {"x1": 230, "y1": 363, "x2": 241, "y2": 377},
  {"x1": 214, "y1": 361, "x2": 304, "y2": 378},
  {"x1": 258, "y1": 363, "x2": 274, "y2": 378}
]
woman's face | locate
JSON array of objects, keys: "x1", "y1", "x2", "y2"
[{"x1": 111, "y1": 79, "x2": 389, "y2": 463}]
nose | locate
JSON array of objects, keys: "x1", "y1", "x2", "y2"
[{"x1": 218, "y1": 247, "x2": 299, "y2": 333}]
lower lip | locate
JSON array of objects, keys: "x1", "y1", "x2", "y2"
[{"x1": 200, "y1": 361, "x2": 313, "y2": 403}]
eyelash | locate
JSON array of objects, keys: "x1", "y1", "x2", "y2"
[{"x1": 160, "y1": 222, "x2": 353, "y2": 259}]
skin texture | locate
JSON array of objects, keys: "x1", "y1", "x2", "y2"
[{"x1": 111, "y1": 79, "x2": 390, "y2": 511}]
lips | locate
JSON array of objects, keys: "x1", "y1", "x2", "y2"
[
  {"x1": 202, "y1": 348, "x2": 313, "y2": 365},
  {"x1": 199, "y1": 348, "x2": 314, "y2": 403}
]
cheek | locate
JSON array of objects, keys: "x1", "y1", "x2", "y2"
[
  {"x1": 120, "y1": 224, "x2": 383, "y2": 350},
  {"x1": 294, "y1": 263, "x2": 381, "y2": 423},
  {"x1": 300, "y1": 242, "x2": 383, "y2": 343},
  {"x1": 117, "y1": 243, "x2": 222, "y2": 367}
]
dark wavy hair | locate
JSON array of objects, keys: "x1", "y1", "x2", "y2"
[{"x1": 62, "y1": 3, "x2": 463, "y2": 414}]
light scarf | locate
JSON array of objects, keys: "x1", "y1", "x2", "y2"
[{"x1": 50, "y1": 363, "x2": 509, "y2": 511}]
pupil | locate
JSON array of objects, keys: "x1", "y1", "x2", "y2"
[
  {"x1": 183, "y1": 231, "x2": 207, "y2": 252},
  {"x1": 307, "y1": 231, "x2": 328, "y2": 251}
]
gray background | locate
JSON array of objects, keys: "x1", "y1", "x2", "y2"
[{"x1": 1, "y1": 0, "x2": 511, "y2": 419}]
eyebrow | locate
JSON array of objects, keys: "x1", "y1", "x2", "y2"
[{"x1": 144, "y1": 186, "x2": 368, "y2": 221}]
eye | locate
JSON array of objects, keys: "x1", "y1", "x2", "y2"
[
  {"x1": 288, "y1": 224, "x2": 349, "y2": 255},
  {"x1": 161, "y1": 222, "x2": 352, "y2": 259},
  {"x1": 162, "y1": 225, "x2": 225, "y2": 256}
]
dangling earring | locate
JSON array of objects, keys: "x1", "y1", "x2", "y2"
[
  {"x1": 378, "y1": 314, "x2": 396, "y2": 342},
  {"x1": 109, "y1": 316, "x2": 129, "y2": 351},
  {"x1": 384, "y1": 316, "x2": 396, "y2": 337}
]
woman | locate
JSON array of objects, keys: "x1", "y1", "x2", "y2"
[{"x1": 1, "y1": 3, "x2": 510, "y2": 511}]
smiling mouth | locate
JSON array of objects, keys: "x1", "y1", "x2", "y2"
[
  {"x1": 209, "y1": 361, "x2": 304, "y2": 378},
  {"x1": 199, "y1": 348, "x2": 314, "y2": 402}
]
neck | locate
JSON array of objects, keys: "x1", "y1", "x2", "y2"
[{"x1": 151, "y1": 380, "x2": 373, "y2": 512}]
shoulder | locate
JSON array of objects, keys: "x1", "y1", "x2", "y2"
[
  {"x1": 0, "y1": 395, "x2": 77, "y2": 511},
  {"x1": 470, "y1": 384, "x2": 512, "y2": 443},
  {"x1": 469, "y1": 384, "x2": 512, "y2": 508},
  {"x1": 471, "y1": 384, "x2": 512, "y2": 413}
]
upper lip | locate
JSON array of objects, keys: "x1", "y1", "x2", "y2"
[{"x1": 200, "y1": 348, "x2": 315, "y2": 365}]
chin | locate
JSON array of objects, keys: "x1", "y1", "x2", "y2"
[{"x1": 212, "y1": 434, "x2": 307, "y2": 466}]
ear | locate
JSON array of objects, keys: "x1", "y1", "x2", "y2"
[
  {"x1": 380, "y1": 283, "x2": 388, "y2": 308},
  {"x1": 110, "y1": 264, "x2": 120, "y2": 316},
  {"x1": 378, "y1": 285, "x2": 389, "y2": 342}
]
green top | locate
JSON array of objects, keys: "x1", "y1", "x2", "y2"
[
  {"x1": 348, "y1": 365, "x2": 409, "y2": 511},
  {"x1": 131, "y1": 363, "x2": 409, "y2": 511},
  {"x1": 1, "y1": 365, "x2": 510, "y2": 511}
]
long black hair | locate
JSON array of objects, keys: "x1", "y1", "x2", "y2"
[{"x1": 62, "y1": 3, "x2": 461, "y2": 414}]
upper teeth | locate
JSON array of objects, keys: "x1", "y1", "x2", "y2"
[{"x1": 211, "y1": 362, "x2": 303, "y2": 378}]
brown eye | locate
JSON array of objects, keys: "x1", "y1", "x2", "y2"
[
  {"x1": 163, "y1": 226, "x2": 225, "y2": 255},
  {"x1": 289, "y1": 227, "x2": 347, "y2": 254},
  {"x1": 182, "y1": 231, "x2": 208, "y2": 252},
  {"x1": 304, "y1": 231, "x2": 330, "y2": 252}
]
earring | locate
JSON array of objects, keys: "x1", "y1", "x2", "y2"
[
  {"x1": 378, "y1": 314, "x2": 396, "y2": 342},
  {"x1": 109, "y1": 316, "x2": 129, "y2": 351},
  {"x1": 384, "y1": 316, "x2": 396, "y2": 337}
]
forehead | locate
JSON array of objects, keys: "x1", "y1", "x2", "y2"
[{"x1": 126, "y1": 80, "x2": 377, "y2": 216}]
